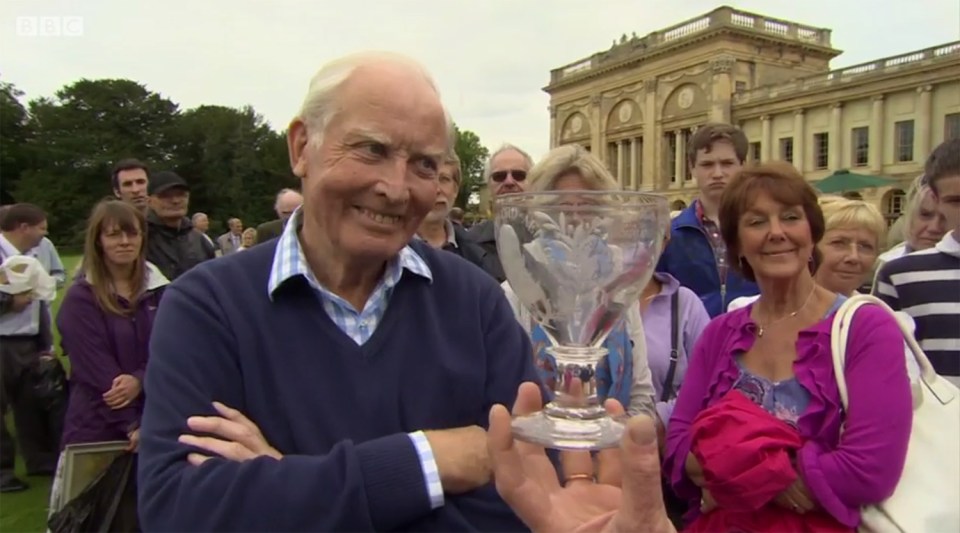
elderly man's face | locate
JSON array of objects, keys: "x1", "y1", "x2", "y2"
[
  {"x1": 276, "y1": 192, "x2": 302, "y2": 221},
  {"x1": 489, "y1": 149, "x2": 530, "y2": 196},
  {"x1": 150, "y1": 188, "x2": 189, "y2": 221},
  {"x1": 289, "y1": 63, "x2": 447, "y2": 262}
]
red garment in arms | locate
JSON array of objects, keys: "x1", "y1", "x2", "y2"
[{"x1": 683, "y1": 390, "x2": 851, "y2": 533}]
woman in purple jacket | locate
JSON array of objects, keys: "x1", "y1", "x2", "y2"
[
  {"x1": 663, "y1": 162, "x2": 911, "y2": 530},
  {"x1": 56, "y1": 200, "x2": 168, "y2": 450}
]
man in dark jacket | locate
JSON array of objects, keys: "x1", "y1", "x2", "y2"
[
  {"x1": 656, "y1": 123, "x2": 758, "y2": 317},
  {"x1": 467, "y1": 144, "x2": 533, "y2": 282},
  {"x1": 146, "y1": 171, "x2": 214, "y2": 280},
  {"x1": 255, "y1": 188, "x2": 303, "y2": 245},
  {"x1": 416, "y1": 154, "x2": 492, "y2": 276}
]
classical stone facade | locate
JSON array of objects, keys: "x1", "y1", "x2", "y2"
[{"x1": 545, "y1": 6, "x2": 960, "y2": 221}]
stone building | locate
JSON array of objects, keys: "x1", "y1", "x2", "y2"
[{"x1": 539, "y1": 5, "x2": 960, "y2": 222}]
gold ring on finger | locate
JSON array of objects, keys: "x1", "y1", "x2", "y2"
[{"x1": 563, "y1": 473, "x2": 595, "y2": 485}]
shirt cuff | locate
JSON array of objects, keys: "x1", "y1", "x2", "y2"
[{"x1": 408, "y1": 431, "x2": 444, "y2": 510}]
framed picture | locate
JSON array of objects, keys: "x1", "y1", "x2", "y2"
[{"x1": 56, "y1": 441, "x2": 129, "y2": 510}]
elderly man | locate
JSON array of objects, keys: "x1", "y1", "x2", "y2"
[
  {"x1": 255, "y1": 188, "x2": 303, "y2": 244},
  {"x1": 415, "y1": 153, "x2": 489, "y2": 274},
  {"x1": 467, "y1": 144, "x2": 534, "y2": 282},
  {"x1": 138, "y1": 52, "x2": 539, "y2": 531},
  {"x1": 191, "y1": 212, "x2": 219, "y2": 257},
  {"x1": 145, "y1": 171, "x2": 214, "y2": 280},
  {"x1": 218, "y1": 218, "x2": 244, "y2": 255}
]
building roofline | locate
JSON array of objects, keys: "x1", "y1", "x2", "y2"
[{"x1": 545, "y1": 6, "x2": 839, "y2": 93}]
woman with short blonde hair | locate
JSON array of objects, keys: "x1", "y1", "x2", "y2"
[
  {"x1": 879, "y1": 175, "x2": 945, "y2": 261},
  {"x1": 239, "y1": 227, "x2": 257, "y2": 250},
  {"x1": 815, "y1": 197, "x2": 886, "y2": 296},
  {"x1": 527, "y1": 144, "x2": 619, "y2": 192}
]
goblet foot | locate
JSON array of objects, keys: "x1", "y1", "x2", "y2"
[{"x1": 511, "y1": 411, "x2": 627, "y2": 451}]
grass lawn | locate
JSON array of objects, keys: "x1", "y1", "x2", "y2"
[{"x1": 0, "y1": 254, "x2": 80, "y2": 533}]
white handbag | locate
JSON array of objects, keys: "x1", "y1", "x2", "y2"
[{"x1": 831, "y1": 294, "x2": 960, "y2": 533}]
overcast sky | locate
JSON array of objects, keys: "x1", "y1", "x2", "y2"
[{"x1": 3, "y1": 0, "x2": 958, "y2": 161}]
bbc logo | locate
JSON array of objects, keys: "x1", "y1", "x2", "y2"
[{"x1": 16, "y1": 16, "x2": 84, "y2": 37}]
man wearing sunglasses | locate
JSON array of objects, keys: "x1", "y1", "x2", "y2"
[{"x1": 467, "y1": 144, "x2": 534, "y2": 282}]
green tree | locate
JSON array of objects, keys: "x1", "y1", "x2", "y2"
[
  {"x1": 14, "y1": 79, "x2": 181, "y2": 244},
  {"x1": 453, "y1": 125, "x2": 489, "y2": 209},
  {"x1": 0, "y1": 80, "x2": 33, "y2": 204},
  {"x1": 167, "y1": 105, "x2": 293, "y2": 234}
]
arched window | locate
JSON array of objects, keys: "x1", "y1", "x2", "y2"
[{"x1": 881, "y1": 189, "x2": 906, "y2": 226}]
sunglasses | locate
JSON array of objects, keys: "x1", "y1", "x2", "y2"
[{"x1": 491, "y1": 169, "x2": 527, "y2": 183}]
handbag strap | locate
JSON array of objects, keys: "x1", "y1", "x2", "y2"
[
  {"x1": 660, "y1": 291, "x2": 681, "y2": 403},
  {"x1": 830, "y1": 294, "x2": 945, "y2": 414}
]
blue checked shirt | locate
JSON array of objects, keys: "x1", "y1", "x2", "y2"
[{"x1": 267, "y1": 209, "x2": 445, "y2": 510}]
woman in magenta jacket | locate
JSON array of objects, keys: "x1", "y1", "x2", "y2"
[{"x1": 663, "y1": 162, "x2": 912, "y2": 530}]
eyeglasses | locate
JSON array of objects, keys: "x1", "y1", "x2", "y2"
[{"x1": 491, "y1": 170, "x2": 527, "y2": 183}]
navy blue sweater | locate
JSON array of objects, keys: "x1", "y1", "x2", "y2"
[{"x1": 137, "y1": 240, "x2": 539, "y2": 531}]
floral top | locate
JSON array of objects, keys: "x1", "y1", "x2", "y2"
[
  {"x1": 731, "y1": 297, "x2": 845, "y2": 428},
  {"x1": 733, "y1": 364, "x2": 809, "y2": 428}
]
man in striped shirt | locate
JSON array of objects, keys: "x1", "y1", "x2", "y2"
[{"x1": 876, "y1": 138, "x2": 960, "y2": 385}]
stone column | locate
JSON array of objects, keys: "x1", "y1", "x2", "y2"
[
  {"x1": 760, "y1": 115, "x2": 772, "y2": 161},
  {"x1": 674, "y1": 130, "x2": 686, "y2": 186},
  {"x1": 793, "y1": 109, "x2": 806, "y2": 173},
  {"x1": 829, "y1": 103, "x2": 843, "y2": 170},
  {"x1": 549, "y1": 105, "x2": 558, "y2": 148},
  {"x1": 616, "y1": 140, "x2": 625, "y2": 185},
  {"x1": 642, "y1": 78, "x2": 659, "y2": 189},
  {"x1": 869, "y1": 95, "x2": 884, "y2": 173},
  {"x1": 709, "y1": 55, "x2": 735, "y2": 123},
  {"x1": 590, "y1": 95, "x2": 603, "y2": 164},
  {"x1": 917, "y1": 85, "x2": 933, "y2": 159},
  {"x1": 630, "y1": 137, "x2": 639, "y2": 190}
]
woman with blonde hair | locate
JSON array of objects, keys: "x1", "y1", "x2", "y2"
[
  {"x1": 815, "y1": 197, "x2": 886, "y2": 296},
  {"x1": 877, "y1": 175, "x2": 945, "y2": 265},
  {"x1": 238, "y1": 227, "x2": 257, "y2": 251}
]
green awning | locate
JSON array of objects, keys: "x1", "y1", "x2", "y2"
[{"x1": 813, "y1": 169, "x2": 895, "y2": 194}]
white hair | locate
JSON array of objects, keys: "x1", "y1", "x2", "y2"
[
  {"x1": 191, "y1": 212, "x2": 207, "y2": 224},
  {"x1": 296, "y1": 51, "x2": 450, "y2": 148},
  {"x1": 484, "y1": 143, "x2": 534, "y2": 180},
  {"x1": 274, "y1": 188, "x2": 301, "y2": 207}
]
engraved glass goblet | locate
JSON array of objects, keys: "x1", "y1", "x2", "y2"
[{"x1": 495, "y1": 190, "x2": 669, "y2": 450}]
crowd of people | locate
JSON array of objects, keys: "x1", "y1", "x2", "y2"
[{"x1": 0, "y1": 50, "x2": 957, "y2": 532}]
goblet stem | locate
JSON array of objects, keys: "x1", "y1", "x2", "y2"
[
  {"x1": 544, "y1": 346, "x2": 606, "y2": 416},
  {"x1": 512, "y1": 345, "x2": 626, "y2": 450}
]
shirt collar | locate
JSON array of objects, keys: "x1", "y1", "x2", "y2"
[
  {"x1": 84, "y1": 261, "x2": 170, "y2": 290},
  {"x1": 936, "y1": 231, "x2": 960, "y2": 258},
  {"x1": 414, "y1": 219, "x2": 458, "y2": 249},
  {"x1": 267, "y1": 207, "x2": 433, "y2": 299},
  {"x1": 0, "y1": 234, "x2": 21, "y2": 259}
]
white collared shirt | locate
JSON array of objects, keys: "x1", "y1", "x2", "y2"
[{"x1": 0, "y1": 234, "x2": 41, "y2": 336}]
